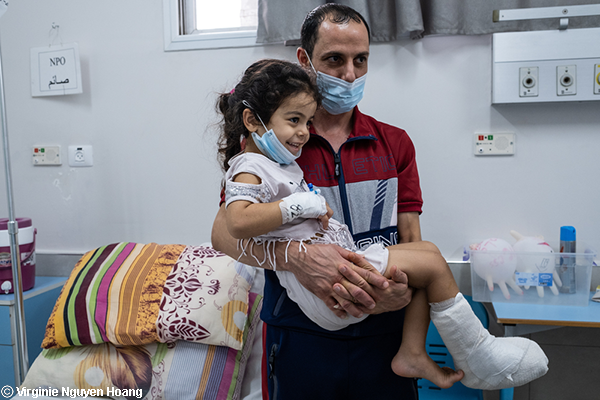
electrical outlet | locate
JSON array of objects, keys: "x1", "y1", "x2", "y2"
[
  {"x1": 594, "y1": 64, "x2": 600, "y2": 95},
  {"x1": 68, "y1": 145, "x2": 93, "y2": 167},
  {"x1": 32, "y1": 146, "x2": 61, "y2": 165},
  {"x1": 519, "y1": 67, "x2": 538, "y2": 97},
  {"x1": 557, "y1": 65, "x2": 577, "y2": 96}
]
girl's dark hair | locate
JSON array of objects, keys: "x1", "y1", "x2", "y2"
[
  {"x1": 301, "y1": 4, "x2": 371, "y2": 59},
  {"x1": 217, "y1": 59, "x2": 321, "y2": 172}
]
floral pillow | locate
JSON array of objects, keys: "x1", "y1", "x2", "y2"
[
  {"x1": 20, "y1": 293, "x2": 262, "y2": 400},
  {"x1": 42, "y1": 243, "x2": 255, "y2": 351}
]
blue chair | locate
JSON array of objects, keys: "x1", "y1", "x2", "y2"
[{"x1": 417, "y1": 295, "x2": 513, "y2": 400}]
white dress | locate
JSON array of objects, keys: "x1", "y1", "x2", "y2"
[{"x1": 225, "y1": 152, "x2": 389, "y2": 331}]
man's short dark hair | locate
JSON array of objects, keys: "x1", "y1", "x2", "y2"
[{"x1": 300, "y1": 4, "x2": 371, "y2": 59}]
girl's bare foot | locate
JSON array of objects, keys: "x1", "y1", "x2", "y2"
[{"x1": 391, "y1": 347, "x2": 464, "y2": 389}]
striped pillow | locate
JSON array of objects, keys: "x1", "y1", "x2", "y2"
[
  {"x1": 42, "y1": 243, "x2": 255, "y2": 350},
  {"x1": 22, "y1": 293, "x2": 262, "y2": 400}
]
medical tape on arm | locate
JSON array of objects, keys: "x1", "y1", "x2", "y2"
[{"x1": 279, "y1": 192, "x2": 327, "y2": 224}]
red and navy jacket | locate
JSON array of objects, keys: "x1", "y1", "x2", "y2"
[
  {"x1": 262, "y1": 108, "x2": 423, "y2": 337},
  {"x1": 299, "y1": 107, "x2": 422, "y2": 249}
]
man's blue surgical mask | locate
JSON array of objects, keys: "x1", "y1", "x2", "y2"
[
  {"x1": 305, "y1": 50, "x2": 367, "y2": 115},
  {"x1": 243, "y1": 100, "x2": 300, "y2": 165}
]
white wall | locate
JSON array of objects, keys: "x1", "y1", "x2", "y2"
[{"x1": 0, "y1": 1, "x2": 598, "y2": 258}]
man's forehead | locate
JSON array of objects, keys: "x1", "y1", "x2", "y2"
[
  {"x1": 317, "y1": 17, "x2": 367, "y2": 38},
  {"x1": 313, "y1": 18, "x2": 369, "y2": 54}
]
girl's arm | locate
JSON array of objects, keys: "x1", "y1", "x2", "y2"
[
  {"x1": 225, "y1": 172, "x2": 284, "y2": 239},
  {"x1": 225, "y1": 172, "x2": 332, "y2": 239}
]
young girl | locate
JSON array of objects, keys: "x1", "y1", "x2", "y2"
[{"x1": 217, "y1": 58, "x2": 548, "y2": 390}]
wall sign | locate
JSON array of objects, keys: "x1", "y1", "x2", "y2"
[{"x1": 30, "y1": 43, "x2": 82, "y2": 97}]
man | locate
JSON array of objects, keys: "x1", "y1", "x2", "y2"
[{"x1": 212, "y1": 4, "x2": 423, "y2": 399}]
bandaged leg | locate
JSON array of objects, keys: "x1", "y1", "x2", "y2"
[{"x1": 430, "y1": 293, "x2": 548, "y2": 390}]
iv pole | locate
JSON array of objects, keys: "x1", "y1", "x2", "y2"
[{"x1": 0, "y1": 2, "x2": 30, "y2": 385}]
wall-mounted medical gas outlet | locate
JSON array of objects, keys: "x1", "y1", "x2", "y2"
[
  {"x1": 519, "y1": 67, "x2": 538, "y2": 97},
  {"x1": 474, "y1": 133, "x2": 515, "y2": 156},
  {"x1": 32, "y1": 146, "x2": 61, "y2": 165},
  {"x1": 557, "y1": 65, "x2": 576, "y2": 96},
  {"x1": 493, "y1": 27, "x2": 600, "y2": 104},
  {"x1": 68, "y1": 145, "x2": 93, "y2": 167}
]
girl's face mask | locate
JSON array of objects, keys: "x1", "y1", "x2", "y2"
[
  {"x1": 251, "y1": 129, "x2": 300, "y2": 165},
  {"x1": 305, "y1": 50, "x2": 367, "y2": 115},
  {"x1": 243, "y1": 100, "x2": 300, "y2": 165}
]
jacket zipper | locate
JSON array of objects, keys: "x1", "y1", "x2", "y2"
[{"x1": 316, "y1": 134, "x2": 377, "y2": 235}]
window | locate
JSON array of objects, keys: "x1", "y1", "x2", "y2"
[{"x1": 163, "y1": 0, "x2": 259, "y2": 51}]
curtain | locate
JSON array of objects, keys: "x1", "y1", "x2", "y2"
[{"x1": 256, "y1": 0, "x2": 600, "y2": 43}]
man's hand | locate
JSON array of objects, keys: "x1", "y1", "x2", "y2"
[
  {"x1": 280, "y1": 244, "x2": 389, "y2": 319},
  {"x1": 213, "y1": 204, "x2": 389, "y2": 319},
  {"x1": 333, "y1": 254, "x2": 412, "y2": 315}
]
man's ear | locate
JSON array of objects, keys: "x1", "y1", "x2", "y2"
[
  {"x1": 297, "y1": 47, "x2": 310, "y2": 69},
  {"x1": 243, "y1": 108, "x2": 261, "y2": 133}
]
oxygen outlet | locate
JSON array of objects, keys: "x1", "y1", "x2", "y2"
[
  {"x1": 557, "y1": 65, "x2": 576, "y2": 96},
  {"x1": 519, "y1": 67, "x2": 538, "y2": 97},
  {"x1": 523, "y1": 76, "x2": 536, "y2": 88}
]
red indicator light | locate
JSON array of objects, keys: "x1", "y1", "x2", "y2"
[{"x1": 478, "y1": 135, "x2": 484, "y2": 141}]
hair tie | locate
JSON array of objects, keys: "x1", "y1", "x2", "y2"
[{"x1": 230, "y1": 88, "x2": 235, "y2": 94}]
